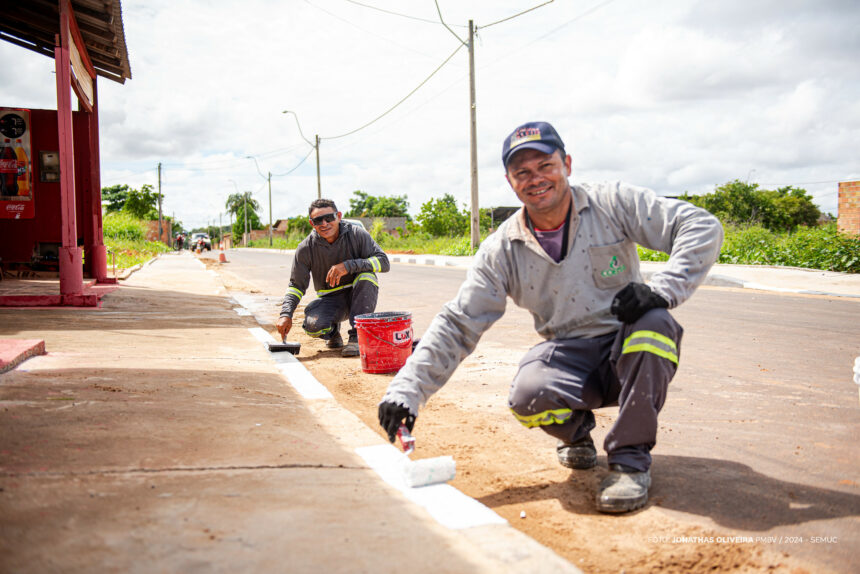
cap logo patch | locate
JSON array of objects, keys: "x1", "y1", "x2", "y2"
[{"x1": 510, "y1": 127, "x2": 542, "y2": 149}]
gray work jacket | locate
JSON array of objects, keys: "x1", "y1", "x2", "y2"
[
  {"x1": 382, "y1": 181, "x2": 723, "y2": 415},
  {"x1": 280, "y1": 222, "x2": 389, "y2": 318}
]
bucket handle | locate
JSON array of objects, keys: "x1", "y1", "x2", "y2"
[{"x1": 362, "y1": 327, "x2": 413, "y2": 349}]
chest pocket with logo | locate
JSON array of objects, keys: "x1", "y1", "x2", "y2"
[{"x1": 588, "y1": 239, "x2": 633, "y2": 290}]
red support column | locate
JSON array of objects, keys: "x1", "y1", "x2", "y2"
[
  {"x1": 55, "y1": 1, "x2": 83, "y2": 296},
  {"x1": 85, "y1": 79, "x2": 108, "y2": 282}
]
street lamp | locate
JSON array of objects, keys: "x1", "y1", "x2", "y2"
[
  {"x1": 247, "y1": 155, "x2": 273, "y2": 247},
  {"x1": 283, "y1": 110, "x2": 321, "y2": 199}
]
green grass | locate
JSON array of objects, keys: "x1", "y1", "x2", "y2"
[
  {"x1": 103, "y1": 212, "x2": 171, "y2": 269},
  {"x1": 638, "y1": 223, "x2": 859, "y2": 273},
  {"x1": 240, "y1": 222, "x2": 860, "y2": 273}
]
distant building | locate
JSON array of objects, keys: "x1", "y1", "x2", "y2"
[{"x1": 838, "y1": 181, "x2": 859, "y2": 236}]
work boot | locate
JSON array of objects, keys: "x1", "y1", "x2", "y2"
[
  {"x1": 342, "y1": 332, "x2": 360, "y2": 357},
  {"x1": 557, "y1": 434, "x2": 597, "y2": 470},
  {"x1": 326, "y1": 329, "x2": 344, "y2": 349},
  {"x1": 596, "y1": 463, "x2": 651, "y2": 514}
]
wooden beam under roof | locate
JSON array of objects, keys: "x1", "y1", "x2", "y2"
[{"x1": 0, "y1": 0, "x2": 132, "y2": 83}]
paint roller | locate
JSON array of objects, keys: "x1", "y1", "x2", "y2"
[{"x1": 396, "y1": 424, "x2": 456, "y2": 488}]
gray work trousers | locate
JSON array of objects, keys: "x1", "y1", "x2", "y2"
[
  {"x1": 302, "y1": 278, "x2": 378, "y2": 340},
  {"x1": 508, "y1": 309, "x2": 683, "y2": 472}
]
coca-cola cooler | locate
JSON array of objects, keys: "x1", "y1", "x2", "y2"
[{"x1": 0, "y1": 106, "x2": 98, "y2": 269}]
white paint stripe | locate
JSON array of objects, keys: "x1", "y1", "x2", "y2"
[
  {"x1": 233, "y1": 307, "x2": 252, "y2": 316},
  {"x1": 276, "y1": 363, "x2": 333, "y2": 399},
  {"x1": 355, "y1": 444, "x2": 507, "y2": 530},
  {"x1": 247, "y1": 327, "x2": 333, "y2": 399}
]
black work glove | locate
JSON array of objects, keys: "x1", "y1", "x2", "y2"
[
  {"x1": 610, "y1": 282, "x2": 669, "y2": 324},
  {"x1": 378, "y1": 401, "x2": 416, "y2": 443}
]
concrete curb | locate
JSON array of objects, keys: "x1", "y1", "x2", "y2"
[{"x1": 222, "y1": 284, "x2": 582, "y2": 573}]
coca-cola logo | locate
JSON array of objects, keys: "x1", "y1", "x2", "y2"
[
  {"x1": 0, "y1": 158, "x2": 17, "y2": 171},
  {"x1": 5, "y1": 203, "x2": 25, "y2": 211}
]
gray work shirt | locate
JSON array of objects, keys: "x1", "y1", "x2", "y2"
[{"x1": 382, "y1": 181, "x2": 723, "y2": 415}]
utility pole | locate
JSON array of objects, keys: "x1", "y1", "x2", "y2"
[
  {"x1": 315, "y1": 134, "x2": 321, "y2": 199},
  {"x1": 157, "y1": 162, "x2": 163, "y2": 244},
  {"x1": 267, "y1": 171, "x2": 273, "y2": 246},
  {"x1": 468, "y1": 20, "x2": 479, "y2": 252},
  {"x1": 219, "y1": 212, "x2": 223, "y2": 248},
  {"x1": 243, "y1": 192, "x2": 249, "y2": 247}
]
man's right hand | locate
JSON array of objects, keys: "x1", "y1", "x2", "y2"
[
  {"x1": 276, "y1": 316, "x2": 293, "y2": 341},
  {"x1": 378, "y1": 401, "x2": 415, "y2": 443}
]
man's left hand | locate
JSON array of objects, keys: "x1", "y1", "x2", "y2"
[
  {"x1": 326, "y1": 262, "x2": 348, "y2": 286},
  {"x1": 610, "y1": 282, "x2": 668, "y2": 323}
]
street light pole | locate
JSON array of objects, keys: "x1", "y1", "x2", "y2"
[
  {"x1": 468, "y1": 19, "x2": 479, "y2": 252},
  {"x1": 243, "y1": 192, "x2": 249, "y2": 247},
  {"x1": 315, "y1": 134, "x2": 321, "y2": 199},
  {"x1": 246, "y1": 156, "x2": 274, "y2": 247},
  {"x1": 267, "y1": 172, "x2": 273, "y2": 245}
]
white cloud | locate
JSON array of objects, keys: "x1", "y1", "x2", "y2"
[{"x1": 1, "y1": 0, "x2": 858, "y2": 227}]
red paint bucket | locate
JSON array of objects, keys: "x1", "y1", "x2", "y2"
[{"x1": 355, "y1": 311, "x2": 413, "y2": 374}]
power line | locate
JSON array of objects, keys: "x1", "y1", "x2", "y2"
[
  {"x1": 340, "y1": 0, "x2": 466, "y2": 27},
  {"x1": 479, "y1": 0, "x2": 555, "y2": 29},
  {"x1": 305, "y1": 0, "x2": 438, "y2": 58},
  {"x1": 272, "y1": 146, "x2": 316, "y2": 177},
  {"x1": 321, "y1": 42, "x2": 465, "y2": 141}
]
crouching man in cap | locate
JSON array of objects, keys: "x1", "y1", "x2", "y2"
[
  {"x1": 277, "y1": 199, "x2": 389, "y2": 357},
  {"x1": 378, "y1": 121, "x2": 722, "y2": 513}
]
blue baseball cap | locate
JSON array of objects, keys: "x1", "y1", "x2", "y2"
[{"x1": 501, "y1": 121, "x2": 566, "y2": 168}]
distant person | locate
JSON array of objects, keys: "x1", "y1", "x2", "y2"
[
  {"x1": 175, "y1": 233, "x2": 184, "y2": 251},
  {"x1": 378, "y1": 121, "x2": 723, "y2": 513},
  {"x1": 277, "y1": 199, "x2": 390, "y2": 357}
]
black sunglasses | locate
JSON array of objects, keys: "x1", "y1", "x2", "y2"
[{"x1": 311, "y1": 213, "x2": 337, "y2": 226}]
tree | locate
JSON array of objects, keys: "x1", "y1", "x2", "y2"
[
  {"x1": 417, "y1": 194, "x2": 469, "y2": 236},
  {"x1": 680, "y1": 180, "x2": 820, "y2": 232},
  {"x1": 225, "y1": 192, "x2": 260, "y2": 217},
  {"x1": 346, "y1": 190, "x2": 409, "y2": 218},
  {"x1": 123, "y1": 184, "x2": 162, "y2": 220},
  {"x1": 102, "y1": 184, "x2": 130, "y2": 213}
]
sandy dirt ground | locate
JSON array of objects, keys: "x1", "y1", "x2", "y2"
[{"x1": 207, "y1": 256, "x2": 833, "y2": 574}]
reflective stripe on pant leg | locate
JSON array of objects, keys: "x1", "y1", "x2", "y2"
[
  {"x1": 605, "y1": 309, "x2": 683, "y2": 471},
  {"x1": 508, "y1": 337, "x2": 610, "y2": 443},
  {"x1": 303, "y1": 291, "x2": 351, "y2": 339},
  {"x1": 348, "y1": 273, "x2": 379, "y2": 330},
  {"x1": 621, "y1": 329, "x2": 678, "y2": 365},
  {"x1": 510, "y1": 407, "x2": 573, "y2": 428}
]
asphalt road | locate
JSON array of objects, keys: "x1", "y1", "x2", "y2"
[{"x1": 214, "y1": 248, "x2": 860, "y2": 570}]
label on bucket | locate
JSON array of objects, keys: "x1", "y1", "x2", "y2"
[{"x1": 393, "y1": 328, "x2": 412, "y2": 343}]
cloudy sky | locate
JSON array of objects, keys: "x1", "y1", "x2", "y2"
[{"x1": 1, "y1": 0, "x2": 858, "y2": 230}]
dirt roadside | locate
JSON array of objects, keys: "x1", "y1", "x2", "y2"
[{"x1": 207, "y1": 257, "x2": 828, "y2": 574}]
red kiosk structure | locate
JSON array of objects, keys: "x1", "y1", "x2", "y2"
[{"x1": 0, "y1": 0, "x2": 132, "y2": 307}]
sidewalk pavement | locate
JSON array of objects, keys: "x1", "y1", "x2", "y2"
[
  {"x1": 0, "y1": 253, "x2": 579, "y2": 574},
  {"x1": 384, "y1": 253, "x2": 860, "y2": 298}
]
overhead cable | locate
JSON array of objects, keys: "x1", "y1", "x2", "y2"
[
  {"x1": 321, "y1": 42, "x2": 465, "y2": 141},
  {"x1": 434, "y1": 0, "x2": 467, "y2": 45},
  {"x1": 479, "y1": 0, "x2": 555, "y2": 30},
  {"x1": 273, "y1": 146, "x2": 316, "y2": 177},
  {"x1": 341, "y1": 0, "x2": 465, "y2": 26}
]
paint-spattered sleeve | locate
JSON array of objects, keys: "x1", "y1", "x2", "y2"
[
  {"x1": 280, "y1": 241, "x2": 312, "y2": 318},
  {"x1": 343, "y1": 227, "x2": 390, "y2": 275},
  {"x1": 613, "y1": 183, "x2": 723, "y2": 307},
  {"x1": 380, "y1": 241, "x2": 509, "y2": 416}
]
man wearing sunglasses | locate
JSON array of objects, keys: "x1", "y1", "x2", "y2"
[
  {"x1": 378, "y1": 121, "x2": 723, "y2": 514},
  {"x1": 277, "y1": 199, "x2": 389, "y2": 357}
]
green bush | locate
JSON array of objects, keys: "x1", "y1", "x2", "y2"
[
  {"x1": 637, "y1": 223, "x2": 859, "y2": 273},
  {"x1": 417, "y1": 194, "x2": 469, "y2": 236},
  {"x1": 103, "y1": 211, "x2": 147, "y2": 241},
  {"x1": 719, "y1": 223, "x2": 859, "y2": 272}
]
